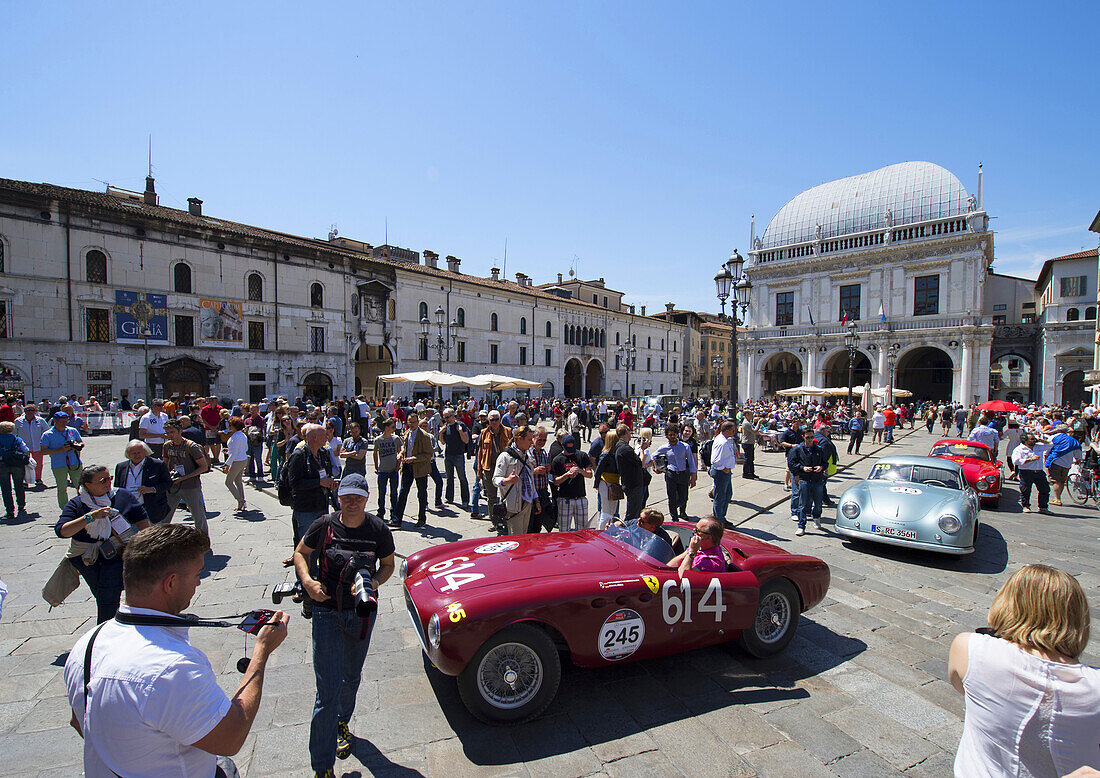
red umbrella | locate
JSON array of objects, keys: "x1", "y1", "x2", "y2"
[{"x1": 977, "y1": 400, "x2": 1024, "y2": 413}]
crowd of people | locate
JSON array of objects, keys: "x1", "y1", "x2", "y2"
[{"x1": 1, "y1": 388, "x2": 1097, "y2": 777}]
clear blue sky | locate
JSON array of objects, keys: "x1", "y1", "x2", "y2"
[{"x1": 3, "y1": 2, "x2": 1097, "y2": 313}]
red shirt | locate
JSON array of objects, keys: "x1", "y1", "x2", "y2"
[
  {"x1": 0, "y1": 404, "x2": 13, "y2": 423},
  {"x1": 619, "y1": 410, "x2": 634, "y2": 429},
  {"x1": 199, "y1": 404, "x2": 222, "y2": 430},
  {"x1": 883, "y1": 409, "x2": 897, "y2": 426}
]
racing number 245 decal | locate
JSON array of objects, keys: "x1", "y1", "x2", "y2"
[{"x1": 661, "y1": 578, "x2": 726, "y2": 624}]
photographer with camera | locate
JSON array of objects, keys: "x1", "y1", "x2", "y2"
[
  {"x1": 41, "y1": 410, "x2": 85, "y2": 510},
  {"x1": 54, "y1": 465, "x2": 152, "y2": 622},
  {"x1": 293, "y1": 473, "x2": 396, "y2": 776},
  {"x1": 65, "y1": 524, "x2": 289, "y2": 777}
]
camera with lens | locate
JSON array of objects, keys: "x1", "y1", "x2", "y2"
[
  {"x1": 271, "y1": 580, "x2": 302, "y2": 604},
  {"x1": 327, "y1": 548, "x2": 378, "y2": 618}
]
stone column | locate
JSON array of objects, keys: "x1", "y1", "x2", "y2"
[
  {"x1": 876, "y1": 345, "x2": 887, "y2": 391},
  {"x1": 960, "y1": 339, "x2": 974, "y2": 404}
]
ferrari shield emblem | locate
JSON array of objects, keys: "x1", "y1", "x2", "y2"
[{"x1": 643, "y1": 575, "x2": 660, "y2": 594}]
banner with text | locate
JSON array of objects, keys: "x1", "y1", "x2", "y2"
[
  {"x1": 114, "y1": 290, "x2": 168, "y2": 344},
  {"x1": 199, "y1": 298, "x2": 244, "y2": 347}
]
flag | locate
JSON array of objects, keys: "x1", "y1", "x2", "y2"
[
  {"x1": 807, "y1": 306, "x2": 815, "y2": 326},
  {"x1": 840, "y1": 310, "x2": 848, "y2": 325},
  {"x1": 878, "y1": 302, "x2": 886, "y2": 322}
]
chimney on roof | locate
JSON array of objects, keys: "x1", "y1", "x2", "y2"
[
  {"x1": 630, "y1": 305, "x2": 636, "y2": 315},
  {"x1": 446, "y1": 255, "x2": 461, "y2": 273},
  {"x1": 666, "y1": 302, "x2": 675, "y2": 322},
  {"x1": 143, "y1": 175, "x2": 158, "y2": 206},
  {"x1": 515, "y1": 272, "x2": 526, "y2": 286},
  {"x1": 557, "y1": 273, "x2": 563, "y2": 284},
  {"x1": 423, "y1": 250, "x2": 439, "y2": 269},
  {"x1": 490, "y1": 267, "x2": 500, "y2": 281},
  {"x1": 640, "y1": 305, "x2": 646, "y2": 316},
  {"x1": 187, "y1": 197, "x2": 203, "y2": 217}
]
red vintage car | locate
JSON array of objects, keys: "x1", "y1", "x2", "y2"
[
  {"x1": 402, "y1": 523, "x2": 830, "y2": 723},
  {"x1": 928, "y1": 439, "x2": 1003, "y2": 507}
]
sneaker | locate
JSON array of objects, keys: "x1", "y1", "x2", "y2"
[
  {"x1": 795, "y1": 527, "x2": 805, "y2": 536},
  {"x1": 1021, "y1": 506, "x2": 1031, "y2": 513},
  {"x1": 336, "y1": 720, "x2": 353, "y2": 759},
  {"x1": 790, "y1": 514, "x2": 799, "y2": 522},
  {"x1": 470, "y1": 511, "x2": 481, "y2": 519},
  {"x1": 814, "y1": 518, "x2": 823, "y2": 530},
  {"x1": 783, "y1": 485, "x2": 791, "y2": 491},
  {"x1": 387, "y1": 519, "x2": 402, "y2": 529}
]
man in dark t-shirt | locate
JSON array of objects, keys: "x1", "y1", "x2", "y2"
[
  {"x1": 551, "y1": 435, "x2": 593, "y2": 532},
  {"x1": 293, "y1": 474, "x2": 395, "y2": 772}
]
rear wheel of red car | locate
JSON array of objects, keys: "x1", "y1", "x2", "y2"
[
  {"x1": 738, "y1": 579, "x2": 800, "y2": 658},
  {"x1": 457, "y1": 623, "x2": 561, "y2": 724}
]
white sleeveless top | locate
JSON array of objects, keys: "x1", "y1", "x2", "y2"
[{"x1": 956, "y1": 633, "x2": 1100, "y2": 777}]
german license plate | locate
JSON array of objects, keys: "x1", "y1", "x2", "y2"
[{"x1": 870, "y1": 524, "x2": 917, "y2": 540}]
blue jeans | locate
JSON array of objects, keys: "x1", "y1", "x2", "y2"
[
  {"x1": 790, "y1": 475, "x2": 801, "y2": 516},
  {"x1": 884, "y1": 425, "x2": 894, "y2": 444},
  {"x1": 797, "y1": 478, "x2": 824, "y2": 530},
  {"x1": 293, "y1": 509, "x2": 326, "y2": 545},
  {"x1": 376, "y1": 470, "x2": 398, "y2": 520},
  {"x1": 444, "y1": 454, "x2": 470, "y2": 505},
  {"x1": 710, "y1": 468, "x2": 732, "y2": 521},
  {"x1": 309, "y1": 605, "x2": 376, "y2": 771},
  {"x1": 471, "y1": 471, "x2": 483, "y2": 514},
  {"x1": 247, "y1": 444, "x2": 264, "y2": 479}
]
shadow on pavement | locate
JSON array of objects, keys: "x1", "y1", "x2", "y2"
[
  {"x1": 733, "y1": 526, "x2": 790, "y2": 545},
  {"x1": 840, "y1": 521, "x2": 1009, "y2": 575},
  {"x1": 408, "y1": 524, "x2": 463, "y2": 543},
  {"x1": 346, "y1": 738, "x2": 426, "y2": 777},
  {"x1": 233, "y1": 508, "x2": 267, "y2": 522},
  {"x1": 202, "y1": 553, "x2": 231, "y2": 578},
  {"x1": 423, "y1": 618, "x2": 862, "y2": 766}
]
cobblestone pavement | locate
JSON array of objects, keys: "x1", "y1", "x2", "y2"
[{"x1": 1, "y1": 425, "x2": 1097, "y2": 777}]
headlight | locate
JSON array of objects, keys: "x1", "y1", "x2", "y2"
[
  {"x1": 427, "y1": 613, "x2": 441, "y2": 648},
  {"x1": 977, "y1": 477, "x2": 992, "y2": 490},
  {"x1": 840, "y1": 502, "x2": 860, "y2": 519},
  {"x1": 938, "y1": 514, "x2": 962, "y2": 534},
  {"x1": 399, "y1": 558, "x2": 408, "y2": 581}
]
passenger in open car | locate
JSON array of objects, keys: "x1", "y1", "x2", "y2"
[{"x1": 669, "y1": 517, "x2": 726, "y2": 575}]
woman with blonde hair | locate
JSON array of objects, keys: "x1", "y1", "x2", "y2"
[
  {"x1": 591, "y1": 429, "x2": 620, "y2": 529},
  {"x1": 949, "y1": 564, "x2": 1099, "y2": 777}
]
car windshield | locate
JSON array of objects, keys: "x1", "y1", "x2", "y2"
[
  {"x1": 869, "y1": 462, "x2": 962, "y2": 490},
  {"x1": 600, "y1": 523, "x2": 675, "y2": 566},
  {"x1": 930, "y1": 443, "x2": 991, "y2": 462}
]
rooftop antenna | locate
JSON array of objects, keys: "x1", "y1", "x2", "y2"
[
  {"x1": 148, "y1": 135, "x2": 153, "y2": 177},
  {"x1": 569, "y1": 254, "x2": 579, "y2": 279},
  {"x1": 502, "y1": 238, "x2": 508, "y2": 278},
  {"x1": 749, "y1": 214, "x2": 756, "y2": 250},
  {"x1": 977, "y1": 162, "x2": 983, "y2": 209},
  {"x1": 385, "y1": 216, "x2": 388, "y2": 246}
]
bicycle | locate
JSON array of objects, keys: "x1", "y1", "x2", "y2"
[{"x1": 1066, "y1": 466, "x2": 1100, "y2": 506}]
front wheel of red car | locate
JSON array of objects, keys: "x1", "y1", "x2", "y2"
[
  {"x1": 457, "y1": 623, "x2": 561, "y2": 725},
  {"x1": 738, "y1": 579, "x2": 800, "y2": 658}
]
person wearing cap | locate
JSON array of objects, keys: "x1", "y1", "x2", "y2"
[
  {"x1": 550, "y1": 434, "x2": 593, "y2": 531},
  {"x1": 293, "y1": 472, "x2": 394, "y2": 773},
  {"x1": 41, "y1": 412, "x2": 85, "y2": 509}
]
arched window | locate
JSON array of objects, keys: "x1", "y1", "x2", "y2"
[
  {"x1": 246, "y1": 272, "x2": 263, "y2": 302},
  {"x1": 1067, "y1": 307, "x2": 1080, "y2": 322},
  {"x1": 172, "y1": 262, "x2": 192, "y2": 293},
  {"x1": 456, "y1": 307, "x2": 465, "y2": 327},
  {"x1": 647, "y1": 336, "x2": 652, "y2": 349},
  {"x1": 0, "y1": 238, "x2": 5, "y2": 273},
  {"x1": 1087, "y1": 307, "x2": 1097, "y2": 320},
  {"x1": 86, "y1": 250, "x2": 107, "y2": 284},
  {"x1": 520, "y1": 317, "x2": 527, "y2": 335},
  {"x1": 545, "y1": 321, "x2": 552, "y2": 338},
  {"x1": 491, "y1": 312, "x2": 498, "y2": 331},
  {"x1": 615, "y1": 331, "x2": 621, "y2": 346},
  {"x1": 418, "y1": 301, "x2": 429, "y2": 321},
  {"x1": 310, "y1": 282, "x2": 323, "y2": 308},
  {"x1": 599, "y1": 329, "x2": 605, "y2": 348}
]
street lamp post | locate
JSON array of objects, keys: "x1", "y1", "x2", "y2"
[
  {"x1": 616, "y1": 343, "x2": 637, "y2": 399},
  {"x1": 844, "y1": 321, "x2": 860, "y2": 407},
  {"x1": 886, "y1": 342, "x2": 901, "y2": 406},
  {"x1": 711, "y1": 355, "x2": 723, "y2": 398},
  {"x1": 421, "y1": 304, "x2": 458, "y2": 404},
  {"x1": 714, "y1": 250, "x2": 751, "y2": 408}
]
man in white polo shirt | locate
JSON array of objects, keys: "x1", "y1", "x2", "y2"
[
  {"x1": 138, "y1": 398, "x2": 170, "y2": 459},
  {"x1": 64, "y1": 524, "x2": 288, "y2": 777}
]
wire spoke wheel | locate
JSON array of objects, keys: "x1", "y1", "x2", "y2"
[
  {"x1": 476, "y1": 642, "x2": 544, "y2": 710},
  {"x1": 755, "y1": 591, "x2": 792, "y2": 644}
]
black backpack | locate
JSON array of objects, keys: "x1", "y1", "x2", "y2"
[
  {"x1": 1, "y1": 436, "x2": 29, "y2": 468},
  {"x1": 276, "y1": 449, "x2": 296, "y2": 506},
  {"x1": 700, "y1": 438, "x2": 714, "y2": 469}
]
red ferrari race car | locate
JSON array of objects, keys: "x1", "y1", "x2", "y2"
[
  {"x1": 929, "y1": 439, "x2": 1003, "y2": 507},
  {"x1": 402, "y1": 523, "x2": 830, "y2": 723}
]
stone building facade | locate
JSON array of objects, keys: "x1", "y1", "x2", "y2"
[{"x1": 0, "y1": 176, "x2": 683, "y2": 402}]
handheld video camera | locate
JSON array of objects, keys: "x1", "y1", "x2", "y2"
[{"x1": 271, "y1": 581, "x2": 303, "y2": 604}]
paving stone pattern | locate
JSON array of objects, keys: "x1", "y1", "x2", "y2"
[{"x1": 1, "y1": 424, "x2": 1096, "y2": 776}]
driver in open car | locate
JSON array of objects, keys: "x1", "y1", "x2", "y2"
[{"x1": 668, "y1": 517, "x2": 726, "y2": 575}]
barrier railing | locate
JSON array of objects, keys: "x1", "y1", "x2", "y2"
[{"x1": 73, "y1": 411, "x2": 141, "y2": 433}]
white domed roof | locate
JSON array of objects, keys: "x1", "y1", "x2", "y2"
[{"x1": 759, "y1": 161, "x2": 971, "y2": 249}]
